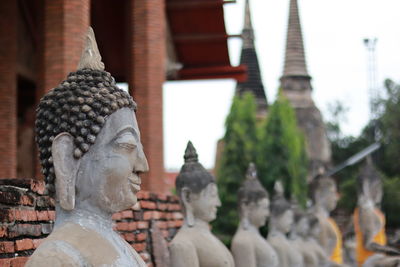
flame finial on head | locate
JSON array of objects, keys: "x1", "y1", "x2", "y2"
[
  {"x1": 274, "y1": 180, "x2": 284, "y2": 197},
  {"x1": 246, "y1": 162, "x2": 257, "y2": 180},
  {"x1": 77, "y1": 27, "x2": 105, "y2": 71},
  {"x1": 184, "y1": 141, "x2": 198, "y2": 163}
]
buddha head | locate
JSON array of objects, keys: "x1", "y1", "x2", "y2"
[
  {"x1": 238, "y1": 163, "x2": 269, "y2": 229},
  {"x1": 270, "y1": 181, "x2": 293, "y2": 234},
  {"x1": 357, "y1": 157, "x2": 382, "y2": 205},
  {"x1": 175, "y1": 141, "x2": 220, "y2": 226},
  {"x1": 312, "y1": 176, "x2": 338, "y2": 213},
  {"x1": 35, "y1": 28, "x2": 148, "y2": 214}
]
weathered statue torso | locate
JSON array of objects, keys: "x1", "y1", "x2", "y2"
[
  {"x1": 354, "y1": 159, "x2": 400, "y2": 267},
  {"x1": 268, "y1": 182, "x2": 303, "y2": 267},
  {"x1": 26, "y1": 28, "x2": 148, "y2": 266},
  {"x1": 313, "y1": 177, "x2": 344, "y2": 266},
  {"x1": 231, "y1": 163, "x2": 279, "y2": 267},
  {"x1": 291, "y1": 212, "x2": 330, "y2": 267},
  {"x1": 169, "y1": 142, "x2": 234, "y2": 267}
]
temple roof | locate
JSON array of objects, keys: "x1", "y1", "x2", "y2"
[
  {"x1": 282, "y1": 0, "x2": 309, "y2": 78},
  {"x1": 236, "y1": 0, "x2": 268, "y2": 112}
]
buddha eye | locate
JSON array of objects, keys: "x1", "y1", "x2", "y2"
[{"x1": 115, "y1": 132, "x2": 137, "y2": 150}]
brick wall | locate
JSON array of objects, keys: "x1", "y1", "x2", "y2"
[{"x1": 0, "y1": 179, "x2": 183, "y2": 267}]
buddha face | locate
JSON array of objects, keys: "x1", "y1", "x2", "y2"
[
  {"x1": 365, "y1": 180, "x2": 383, "y2": 205},
  {"x1": 317, "y1": 183, "x2": 338, "y2": 212},
  {"x1": 276, "y1": 209, "x2": 293, "y2": 234},
  {"x1": 65, "y1": 107, "x2": 148, "y2": 213},
  {"x1": 190, "y1": 183, "x2": 221, "y2": 223},
  {"x1": 247, "y1": 198, "x2": 270, "y2": 228}
]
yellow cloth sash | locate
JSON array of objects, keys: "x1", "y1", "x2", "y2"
[
  {"x1": 354, "y1": 207, "x2": 387, "y2": 266},
  {"x1": 327, "y1": 217, "x2": 344, "y2": 264}
]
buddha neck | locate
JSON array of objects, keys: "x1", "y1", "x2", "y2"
[
  {"x1": 55, "y1": 203, "x2": 113, "y2": 233},
  {"x1": 314, "y1": 204, "x2": 329, "y2": 218},
  {"x1": 239, "y1": 219, "x2": 260, "y2": 234},
  {"x1": 184, "y1": 217, "x2": 211, "y2": 232},
  {"x1": 268, "y1": 221, "x2": 287, "y2": 238}
]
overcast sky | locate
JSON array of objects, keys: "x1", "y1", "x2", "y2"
[{"x1": 163, "y1": 0, "x2": 400, "y2": 171}]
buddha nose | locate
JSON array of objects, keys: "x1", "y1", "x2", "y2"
[{"x1": 136, "y1": 143, "x2": 149, "y2": 173}]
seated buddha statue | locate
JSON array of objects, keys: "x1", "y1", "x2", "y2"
[
  {"x1": 268, "y1": 182, "x2": 304, "y2": 267},
  {"x1": 353, "y1": 157, "x2": 400, "y2": 267},
  {"x1": 312, "y1": 176, "x2": 344, "y2": 266},
  {"x1": 26, "y1": 28, "x2": 149, "y2": 266},
  {"x1": 231, "y1": 163, "x2": 279, "y2": 267},
  {"x1": 169, "y1": 141, "x2": 234, "y2": 267}
]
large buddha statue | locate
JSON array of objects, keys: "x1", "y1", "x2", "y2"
[
  {"x1": 268, "y1": 182, "x2": 304, "y2": 267},
  {"x1": 26, "y1": 28, "x2": 149, "y2": 266},
  {"x1": 312, "y1": 176, "x2": 344, "y2": 266},
  {"x1": 231, "y1": 163, "x2": 279, "y2": 267},
  {"x1": 169, "y1": 141, "x2": 234, "y2": 267},
  {"x1": 353, "y1": 158, "x2": 400, "y2": 267}
]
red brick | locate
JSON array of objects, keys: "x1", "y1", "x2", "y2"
[
  {"x1": 0, "y1": 241, "x2": 14, "y2": 253},
  {"x1": 36, "y1": 210, "x2": 49, "y2": 221},
  {"x1": 137, "y1": 191, "x2": 150, "y2": 200},
  {"x1": 136, "y1": 232, "x2": 147, "y2": 242},
  {"x1": 168, "y1": 203, "x2": 181, "y2": 211},
  {"x1": 10, "y1": 257, "x2": 29, "y2": 267},
  {"x1": 157, "y1": 194, "x2": 168, "y2": 201},
  {"x1": 31, "y1": 180, "x2": 45, "y2": 195},
  {"x1": 112, "y1": 212, "x2": 122, "y2": 221},
  {"x1": 127, "y1": 222, "x2": 137, "y2": 231},
  {"x1": 48, "y1": 210, "x2": 56, "y2": 221},
  {"x1": 0, "y1": 225, "x2": 7, "y2": 237},
  {"x1": 20, "y1": 195, "x2": 33, "y2": 206},
  {"x1": 157, "y1": 202, "x2": 167, "y2": 211},
  {"x1": 0, "y1": 258, "x2": 11, "y2": 266},
  {"x1": 132, "y1": 242, "x2": 146, "y2": 252},
  {"x1": 123, "y1": 233, "x2": 135, "y2": 242},
  {"x1": 0, "y1": 208, "x2": 15, "y2": 222},
  {"x1": 140, "y1": 201, "x2": 156, "y2": 210},
  {"x1": 8, "y1": 224, "x2": 42, "y2": 238},
  {"x1": 15, "y1": 238, "x2": 34, "y2": 251},
  {"x1": 14, "y1": 210, "x2": 37, "y2": 222},
  {"x1": 120, "y1": 210, "x2": 134, "y2": 219},
  {"x1": 137, "y1": 221, "x2": 149, "y2": 230},
  {"x1": 116, "y1": 222, "x2": 129, "y2": 232}
]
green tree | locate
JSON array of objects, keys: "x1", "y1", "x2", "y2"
[
  {"x1": 257, "y1": 90, "x2": 308, "y2": 205},
  {"x1": 213, "y1": 92, "x2": 258, "y2": 245}
]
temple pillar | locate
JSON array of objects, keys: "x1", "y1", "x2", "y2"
[
  {"x1": 35, "y1": 0, "x2": 90, "y2": 179},
  {"x1": 127, "y1": 0, "x2": 166, "y2": 193},
  {"x1": 0, "y1": 0, "x2": 17, "y2": 178}
]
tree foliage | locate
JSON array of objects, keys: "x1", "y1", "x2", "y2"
[
  {"x1": 257, "y1": 90, "x2": 308, "y2": 206},
  {"x1": 213, "y1": 92, "x2": 258, "y2": 244}
]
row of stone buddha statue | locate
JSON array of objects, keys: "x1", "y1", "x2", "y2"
[
  {"x1": 170, "y1": 142, "x2": 400, "y2": 267},
  {"x1": 26, "y1": 27, "x2": 400, "y2": 266}
]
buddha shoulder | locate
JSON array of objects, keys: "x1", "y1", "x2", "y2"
[{"x1": 27, "y1": 222, "x2": 120, "y2": 266}]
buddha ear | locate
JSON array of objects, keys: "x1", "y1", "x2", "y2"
[
  {"x1": 52, "y1": 133, "x2": 79, "y2": 211},
  {"x1": 180, "y1": 187, "x2": 195, "y2": 227}
]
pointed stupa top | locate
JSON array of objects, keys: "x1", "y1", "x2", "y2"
[
  {"x1": 245, "y1": 162, "x2": 257, "y2": 180},
  {"x1": 242, "y1": 0, "x2": 255, "y2": 49},
  {"x1": 184, "y1": 141, "x2": 198, "y2": 163},
  {"x1": 236, "y1": 0, "x2": 268, "y2": 114},
  {"x1": 282, "y1": 0, "x2": 309, "y2": 77},
  {"x1": 77, "y1": 27, "x2": 105, "y2": 71}
]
